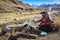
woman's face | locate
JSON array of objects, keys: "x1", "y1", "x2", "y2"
[{"x1": 42, "y1": 14, "x2": 46, "y2": 16}]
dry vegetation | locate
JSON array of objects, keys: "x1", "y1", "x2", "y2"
[
  {"x1": 0, "y1": 0, "x2": 59, "y2": 40},
  {"x1": 0, "y1": 11, "x2": 40, "y2": 28},
  {"x1": 0, "y1": 11, "x2": 60, "y2": 40},
  {"x1": 52, "y1": 12, "x2": 60, "y2": 28}
]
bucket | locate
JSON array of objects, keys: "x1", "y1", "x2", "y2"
[{"x1": 40, "y1": 31, "x2": 47, "y2": 36}]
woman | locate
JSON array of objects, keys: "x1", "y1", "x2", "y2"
[{"x1": 38, "y1": 11, "x2": 54, "y2": 33}]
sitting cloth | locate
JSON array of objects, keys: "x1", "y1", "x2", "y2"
[{"x1": 39, "y1": 25, "x2": 53, "y2": 33}]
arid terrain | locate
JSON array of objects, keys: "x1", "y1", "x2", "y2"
[
  {"x1": 0, "y1": 0, "x2": 60, "y2": 40},
  {"x1": 0, "y1": 11, "x2": 60, "y2": 40},
  {"x1": 0, "y1": 29, "x2": 60, "y2": 40}
]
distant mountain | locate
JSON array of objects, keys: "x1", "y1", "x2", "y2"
[
  {"x1": 37, "y1": 3, "x2": 60, "y2": 9},
  {"x1": 32, "y1": 4, "x2": 39, "y2": 8},
  {"x1": 38, "y1": 4, "x2": 50, "y2": 8}
]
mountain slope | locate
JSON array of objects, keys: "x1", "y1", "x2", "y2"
[{"x1": 0, "y1": 0, "x2": 33, "y2": 13}]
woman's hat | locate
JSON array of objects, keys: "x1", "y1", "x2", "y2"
[{"x1": 40, "y1": 11, "x2": 47, "y2": 14}]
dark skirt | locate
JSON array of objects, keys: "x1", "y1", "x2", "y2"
[{"x1": 39, "y1": 25, "x2": 53, "y2": 33}]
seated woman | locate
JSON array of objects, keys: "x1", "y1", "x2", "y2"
[{"x1": 37, "y1": 11, "x2": 55, "y2": 33}]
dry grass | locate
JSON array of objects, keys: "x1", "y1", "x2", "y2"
[
  {"x1": 0, "y1": 11, "x2": 60, "y2": 40},
  {"x1": 52, "y1": 12, "x2": 60, "y2": 28},
  {"x1": 0, "y1": 11, "x2": 41, "y2": 24}
]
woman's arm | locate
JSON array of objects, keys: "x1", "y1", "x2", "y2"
[{"x1": 38, "y1": 18, "x2": 43, "y2": 22}]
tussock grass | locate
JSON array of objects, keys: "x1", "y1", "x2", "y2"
[
  {"x1": 0, "y1": 19, "x2": 27, "y2": 28},
  {"x1": 52, "y1": 12, "x2": 60, "y2": 29}
]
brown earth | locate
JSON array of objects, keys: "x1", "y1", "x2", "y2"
[
  {"x1": 0, "y1": 0, "x2": 34, "y2": 13},
  {"x1": 0, "y1": 29, "x2": 60, "y2": 40}
]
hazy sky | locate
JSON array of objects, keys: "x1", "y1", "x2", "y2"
[{"x1": 21, "y1": 0, "x2": 60, "y2": 5}]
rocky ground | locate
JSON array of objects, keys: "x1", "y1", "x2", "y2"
[{"x1": 0, "y1": 29, "x2": 60, "y2": 40}]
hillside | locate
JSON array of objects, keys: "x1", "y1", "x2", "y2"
[{"x1": 0, "y1": 0, "x2": 33, "y2": 13}]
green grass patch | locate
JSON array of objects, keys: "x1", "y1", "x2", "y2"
[{"x1": 0, "y1": 19, "x2": 28, "y2": 29}]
